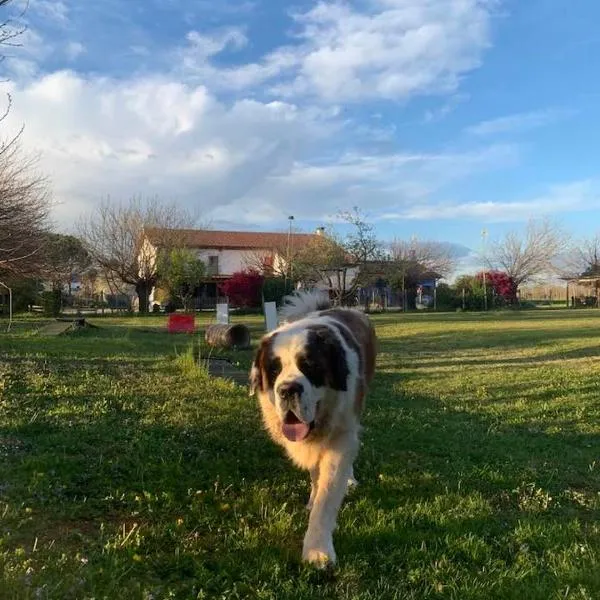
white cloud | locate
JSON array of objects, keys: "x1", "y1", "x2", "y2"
[
  {"x1": 379, "y1": 180, "x2": 600, "y2": 222},
  {"x1": 2, "y1": 71, "x2": 337, "y2": 228},
  {"x1": 280, "y1": 0, "x2": 494, "y2": 102},
  {"x1": 0, "y1": 1, "x2": 533, "y2": 232},
  {"x1": 466, "y1": 108, "x2": 573, "y2": 136},
  {"x1": 2, "y1": 66, "x2": 522, "y2": 230},
  {"x1": 209, "y1": 144, "x2": 519, "y2": 225},
  {"x1": 65, "y1": 41, "x2": 85, "y2": 61},
  {"x1": 5, "y1": 28, "x2": 48, "y2": 79},
  {"x1": 176, "y1": 0, "x2": 497, "y2": 103},
  {"x1": 33, "y1": 0, "x2": 70, "y2": 25},
  {"x1": 182, "y1": 28, "x2": 248, "y2": 61},
  {"x1": 424, "y1": 93, "x2": 470, "y2": 123}
]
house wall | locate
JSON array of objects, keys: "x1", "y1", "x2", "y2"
[
  {"x1": 195, "y1": 248, "x2": 285, "y2": 276},
  {"x1": 194, "y1": 249, "x2": 247, "y2": 276},
  {"x1": 312, "y1": 266, "x2": 360, "y2": 290}
]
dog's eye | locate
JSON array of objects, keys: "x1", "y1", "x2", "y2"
[
  {"x1": 266, "y1": 358, "x2": 282, "y2": 386},
  {"x1": 298, "y1": 357, "x2": 325, "y2": 387}
]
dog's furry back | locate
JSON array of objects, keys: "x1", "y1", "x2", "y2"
[{"x1": 278, "y1": 289, "x2": 331, "y2": 323}]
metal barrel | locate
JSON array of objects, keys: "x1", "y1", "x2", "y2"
[{"x1": 204, "y1": 323, "x2": 251, "y2": 349}]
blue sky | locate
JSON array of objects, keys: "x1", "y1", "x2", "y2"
[{"x1": 4, "y1": 0, "x2": 600, "y2": 260}]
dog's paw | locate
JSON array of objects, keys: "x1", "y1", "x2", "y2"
[
  {"x1": 347, "y1": 476, "x2": 358, "y2": 491},
  {"x1": 303, "y1": 547, "x2": 336, "y2": 568},
  {"x1": 303, "y1": 536, "x2": 336, "y2": 568}
]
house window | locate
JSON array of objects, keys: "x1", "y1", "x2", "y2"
[{"x1": 207, "y1": 255, "x2": 219, "y2": 276}]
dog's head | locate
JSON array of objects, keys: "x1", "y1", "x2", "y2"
[{"x1": 249, "y1": 323, "x2": 349, "y2": 442}]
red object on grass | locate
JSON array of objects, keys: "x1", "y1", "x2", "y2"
[{"x1": 167, "y1": 313, "x2": 196, "y2": 333}]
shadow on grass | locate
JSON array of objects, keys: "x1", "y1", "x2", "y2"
[
  {"x1": 1, "y1": 339, "x2": 600, "y2": 597},
  {"x1": 381, "y1": 324, "x2": 600, "y2": 355},
  {"x1": 372, "y1": 308, "x2": 600, "y2": 325}
]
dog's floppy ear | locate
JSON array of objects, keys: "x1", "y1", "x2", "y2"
[
  {"x1": 249, "y1": 348, "x2": 262, "y2": 396},
  {"x1": 249, "y1": 363, "x2": 260, "y2": 396},
  {"x1": 249, "y1": 334, "x2": 273, "y2": 396}
]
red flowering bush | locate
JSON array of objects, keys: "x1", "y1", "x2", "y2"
[
  {"x1": 476, "y1": 271, "x2": 517, "y2": 303},
  {"x1": 219, "y1": 270, "x2": 264, "y2": 308}
]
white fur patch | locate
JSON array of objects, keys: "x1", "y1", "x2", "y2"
[{"x1": 278, "y1": 289, "x2": 330, "y2": 323}]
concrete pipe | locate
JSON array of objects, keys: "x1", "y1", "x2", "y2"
[{"x1": 204, "y1": 323, "x2": 251, "y2": 349}]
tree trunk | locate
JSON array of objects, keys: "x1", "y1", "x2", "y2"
[{"x1": 136, "y1": 279, "x2": 153, "y2": 314}]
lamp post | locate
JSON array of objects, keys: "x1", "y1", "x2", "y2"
[{"x1": 481, "y1": 228, "x2": 488, "y2": 311}]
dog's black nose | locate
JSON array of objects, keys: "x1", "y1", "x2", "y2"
[{"x1": 277, "y1": 381, "x2": 304, "y2": 400}]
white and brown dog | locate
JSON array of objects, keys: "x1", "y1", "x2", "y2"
[{"x1": 249, "y1": 290, "x2": 377, "y2": 567}]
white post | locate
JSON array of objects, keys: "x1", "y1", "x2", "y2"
[
  {"x1": 216, "y1": 302, "x2": 229, "y2": 325},
  {"x1": 264, "y1": 301, "x2": 278, "y2": 332}
]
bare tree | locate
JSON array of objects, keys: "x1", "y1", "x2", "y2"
[
  {"x1": 78, "y1": 197, "x2": 195, "y2": 313},
  {"x1": 388, "y1": 238, "x2": 456, "y2": 278},
  {"x1": 486, "y1": 219, "x2": 567, "y2": 298},
  {"x1": 339, "y1": 206, "x2": 383, "y2": 264},
  {"x1": 386, "y1": 238, "x2": 456, "y2": 308},
  {"x1": 0, "y1": 0, "x2": 27, "y2": 48},
  {"x1": 293, "y1": 229, "x2": 356, "y2": 304},
  {"x1": 561, "y1": 234, "x2": 600, "y2": 278},
  {"x1": 282, "y1": 210, "x2": 385, "y2": 305},
  {"x1": 242, "y1": 248, "x2": 287, "y2": 277},
  {"x1": 0, "y1": 142, "x2": 51, "y2": 278},
  {"x1": 0, "y1": 1, "x2": 52, "y2": 280}
]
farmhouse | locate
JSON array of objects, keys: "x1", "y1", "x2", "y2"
[{"x1": 143, "y1": 227, "x2": 321, "y2": 308}]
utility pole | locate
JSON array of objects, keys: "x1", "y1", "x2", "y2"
[
  {"x1": 481, "y1": 228, "x2": 488, "y2": 311},
  {"x1": 285, "y1": 215, "x2": 294, "y2": 287}
]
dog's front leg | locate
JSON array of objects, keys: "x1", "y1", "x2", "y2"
[
  {"x1": 302, "y1": 440, "x2": 357, "y2": 567},
  {"x1": 307, "y1": 465, "x2": 319, "y2": 511}
]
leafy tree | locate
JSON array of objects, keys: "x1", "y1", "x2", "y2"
[
  {"x1": 291, "y1": 209, "x2": 385, "y2": 305},
  {"x1": 453, "y1": 275, "x2": 488, "y2": 311},
  {"x1": 43, "y1": 233, "x2": 90, "y2": 293},
  {"x1": 262, "y1": 277, "x2": 294, "y2": 305},
  {"x1": 158, "y1": 248, "x2": 205, "y2": 311},
  {"x1": 292, "y1": 230, "x2": 355, "y2": 304}
]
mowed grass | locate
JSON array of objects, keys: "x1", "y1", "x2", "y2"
[{"x1": 1, "y1": 310, "x2": 600, "y2": 599}]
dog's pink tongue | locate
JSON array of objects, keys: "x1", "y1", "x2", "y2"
[{"x1": 282, "y1": 412, "x2": 310, "y2": 442}]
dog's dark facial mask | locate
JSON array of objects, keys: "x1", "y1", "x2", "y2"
[{"x1": 301, "y1": 325, "x2": 349, "y2": 392}]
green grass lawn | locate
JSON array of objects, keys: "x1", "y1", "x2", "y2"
[{"x1": 1, "y1": 310, "x2": 599, "y2": 599}]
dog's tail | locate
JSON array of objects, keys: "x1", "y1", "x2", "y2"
[{"x1": 278, "y1": 289, "x2": 331, "y2": 323}]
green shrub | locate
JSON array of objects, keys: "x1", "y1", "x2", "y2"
[
  {"x1": 262, "y1": 277, "x2": 295, "y2": 306},
  {"x1": 435, "y1": 283, "x2": 461, "y2": 311},
  {"x1": 40, "y1": 290, "x2": 62, "y2": 316}
]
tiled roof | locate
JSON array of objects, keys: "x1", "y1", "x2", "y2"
[{"x1": 145, "y1": 228, "x2": 319, "y2": 250}]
